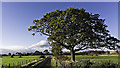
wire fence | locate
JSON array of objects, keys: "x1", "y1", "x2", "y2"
[{"x1": 1, "y1": 59, "x2": 37, "y2": 68}]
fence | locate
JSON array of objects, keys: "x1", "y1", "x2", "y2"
[{"x1": 1, "y1": 59, "x2": 37, "y2": 68}]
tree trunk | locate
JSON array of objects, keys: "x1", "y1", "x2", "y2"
[{"x1": 70, "y1": 48, "x2": 75, "y2": 61}]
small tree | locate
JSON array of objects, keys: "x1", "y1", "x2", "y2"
[
  {"x1": 16, "y1": 52, "x2": 22, "y2": 58},
  {"x1": 34, "y1": 51, "x2": 40, "y2": 55},
  {"x1": 8, "y1": 53, "x2": 11, "y2": 56},
  {"x1": 43, "y1": 49, "x2": 49, "y2": 55},
  {"x1": 106, "y1": 51, "x2": 110, "y2": 55},
  {"x1": 11, "y1": 54, "x2": 14, "y2": 58},
  {"x1": 39, "y1": 52, "x2": 44, "y2": 55}
]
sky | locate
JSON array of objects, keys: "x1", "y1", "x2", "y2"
[
  {"x1": 1, "y1": 0, "x2": 120, "y2": 2},
  {"x1": 1, "y1": 2, "x2": 119, "y2": 54}
]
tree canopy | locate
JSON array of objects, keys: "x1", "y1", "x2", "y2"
[
  {"x1": 43, "y1": 49, "x2": 49, "y2": 55},
  {"x1": 50, "y1": 42, "x2": 63, "y2": 56},
  {"x1": 28, "y1": 8, "x2": 120, "y2": 61}
]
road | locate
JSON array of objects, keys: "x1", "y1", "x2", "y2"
[{"x1": 34, "y1": 56, "x2": 51, "y2": 68}]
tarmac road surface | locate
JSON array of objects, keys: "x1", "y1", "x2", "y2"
[{"x1": 34, "y1": 56, "x2": 51, "y2": 68}]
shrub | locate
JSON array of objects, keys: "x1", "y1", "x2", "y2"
[
  {"x1": 19, "y1": 54, "x2": 22, "y2": 58},
  {"x1": 40, "y1": 55, "x2": 45, "y2": 58},
  {"x1": 57, "y1": 56, "x2": 70, "y2": 61},
  {"x1": 57, "y1": 60, "x2": 120, "y2": 68},
  {"x1": 90, "y1": 60, "x2": 120, "y2": 68},
  {"x1": 72, "y1": 60, "x2": 93, "y2": 68},
  {"x1": 11, "y1": 55, "x2": 14, "y2": 58}
]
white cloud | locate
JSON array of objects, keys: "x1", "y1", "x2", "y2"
[
  {"x1": 29, "y1": 40, "x2": 49, "y2": 48},
  {"x1": 1, "y1": 40, "x2": 50, "y2": 54},
  {"x1": 62, "y1": 48, "x2": 70, "y2": 52}
]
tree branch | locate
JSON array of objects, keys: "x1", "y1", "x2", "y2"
[
  {"x1": 42, "y1": 32, "x2": 51, "y2": 36},
  {"x1": 51, "y1": 38, "x2": 69, "y2": 49}
]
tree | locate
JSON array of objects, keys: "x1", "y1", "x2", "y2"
[
  {"x1": 8, "y1": 53, "x2": 11, "y2": 56},
  {"x1": 11, "y1": 54, "x2": 15, "y2": 58},
  {"x1": 34, "y1": 51, "x2": 40, "y2": 55},
  {"x1": 33, "y1": 51, "x2": 43, "y2": 55},
  {"x1": 16, "y1": 52, "x2": 22, "y2": 58},
  {"x1": 50, "y1": 42, "x2": 63, "y2": 56},
  {"x1": 28, "y1": 8, "x2": 120, "y2": 61},
  {"x1": 43, "y1": 49, "x2": 49, "y2": 55}
]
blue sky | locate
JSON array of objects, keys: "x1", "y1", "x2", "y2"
[{"x1": 2, "y1": 2, "x2": 118, "y2": 50}]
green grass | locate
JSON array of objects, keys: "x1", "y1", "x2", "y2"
[
  {"x1": 2, "y1": 56, "x2": 40, "y2": 67},
  {"x1": 68, "y1": 55, "x2": 119, "y2": 63},
  {"x1": 51, "y1": 56, "x2": 56, "y2": 68},
  {"x1": 1, "y1": 55, "x2": 119, "y2": 67},
  {"x1": 31, "y1": 58, "x2": 45, "y2": 67},
  {"x1": 0, "y1": 58, "x2": 2, "y2": 67}
]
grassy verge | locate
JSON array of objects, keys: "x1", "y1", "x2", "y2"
[
  {"x1": 51, "y1": 56, "x2": 56, "y2": 68},
  {"x1": 31, "y1": 58, "x2": 45, "y2": 67},
  {"x1": 54, "y1": 55, "x2": 120, "y2": 68},
  {"x1": 0, "y1": 58, "x2": 2, "y2": 67}
]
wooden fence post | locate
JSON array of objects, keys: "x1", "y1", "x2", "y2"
[
  {"x1": 6, "y1": 64, "x2": 7, "y2": 68},
  {"x1": 70, "y1": 62, "x2": 72, "y2": 68},
  {"x1": 2, "y1": 64, "x2": 3, "y2": 68},
  {"x1": 17, "y1": 62, "x2": 19, "y2": 67},
  {"x1": 20, "y1": 62, "x2": 21, "y2": 68},
  {"x1": 9, "y1": 63, "x2": 10, "y2": 68},
  {"x1": 13, "y1": 63, "x2": 14, "y2": 68},
  {"x1": 29, "y1": 60, "x2": 30, "y2": 63},
  {"x1": 22, "y1": 61, "x2": 23, "y2": 65},
  {"x1": 55, "y1": 58, "x2": 58, "y2": 67},
  {"x1": 26, "y1": 60, "x2": 27, "y2": 64}
]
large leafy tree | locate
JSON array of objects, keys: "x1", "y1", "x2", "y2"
[
  {"x1": 50, "y1": 42, "x2": 63, "y2": 56},
  {"x1": 28, "y1": 8, "x2": 120, "y2": 61}
]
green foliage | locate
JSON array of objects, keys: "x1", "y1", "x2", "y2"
[
  {"x1": 28, "y1": 7, "x2": 120, "y2": 50},
  {"x1": 50, "y1": 42, "x2": 63, "y2": 56},
  {"x1": 8, "y1": 53, "x2": 11, "y2": 56},
  {"x1": 19, "y1": 54, "x2": 22, "y2": 58},
  {"x1": 11, "y1": 54, "x2": 14, "y2": 58},
  {"x1": 16, "y1": 52, "x2": 22, "y2": 58},
  {"x1": 57, "y1": 56, "x2": 70, "y2": 61},
  {"x1": 43, "y1": 49, "x2": 49, "y2": 55},
  {"x1": 34, "y1": 51, "x2": 43, "y2": 55},
  {"x1": 28, "y1": 8, "x2": 120, "y2": 61},
  {"x1": 39, "y1": 55, "x2": 45, "y2": 58},
  {"x1": 67, "y1": 55, "x2": 119, "y2": 63},
  {"x1": 90, "y1": 60, "x2": 120, "y2": 68},
  {"x1": 58, "y1": 59, "x2": 120, "y2": 68},
  {"x1": 72, "y1": 60, "x2": 93, "y2": 68}
]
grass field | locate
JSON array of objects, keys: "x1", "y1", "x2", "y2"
[
  {"x1": 1, "y1": 55, "x2": 119, "y2": 67},
  {"x1": 51, "y1": 55, "x2": 119, "y2": 67},
  {"x1": 0, "y1": 58, "x2": 2, "y2": 67},
  {"x1": 1, "y1": 56, "x2": 40, "y2": 67},
  {"x1": 67, "y1": 55, "x2": 119, "y2": 63}
]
